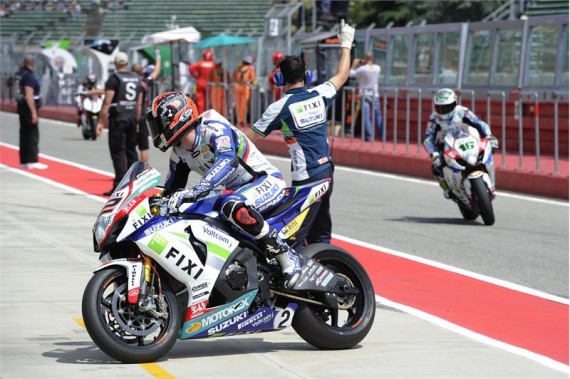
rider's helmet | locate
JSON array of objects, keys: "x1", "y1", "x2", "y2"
[
  {"x1": 142, "y1": 65, "x2": 155, "y2": 77},
  {"x1": 203, "y1": 49, "x2": 213, "y2": 61},
  {"x1": 433, "y1": 88, "x2": 457, "y2": 121},
  {"x1": 146, "y1": 91, "x2": 200, "y2": 152},
  {"x1": 273, "y1": 51, "x2": 284, "y2": 66},
  {"x1": 85, "y1": 72, "x2": 97, "y2": 87}
]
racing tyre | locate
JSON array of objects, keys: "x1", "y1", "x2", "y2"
[
  {"x1": 292, "y1": 243, "x2": 376, "y2": 349},
  {"x1": 82, "y1": 268, "x2": 181, "y2": 363},
  {"x1": 458, "y1": 203, "x2": 478, "y2": 220},
  {"x1": 470, "y1": 176, "x2": 495, "y2": 225},
  {"x1": 82, "y1": 125, "x2": 90, "y2": 140},
  {"x1": 89, "y1": 117, "x2": 98, "y2": 140}
]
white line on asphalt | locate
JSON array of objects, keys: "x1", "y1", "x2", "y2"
[
  {"x1": 2, "y1": 111, "x2": 565, "y2": 207},
  {"x1": 337, "y1": 234, "x2": 569, "y2": 305},
  {"x1": 0, "y1": 163, "x2": 108, "y2": 204},
  {"x1": 377, "y1": 295, "x2": 570, "y2": 374},
  {"x1": 3, "y1": 141, "x2": 568, "y2": 303}
]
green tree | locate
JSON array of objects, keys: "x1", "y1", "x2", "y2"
[{"x1": 349, "y1": 0, "x2": 505, "y2": 28}]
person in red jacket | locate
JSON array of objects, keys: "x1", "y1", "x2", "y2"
[
  {"x1": 268, "y1": 51, "x2": 284, "y2": 102},
  {"x1": 189, "y1": 49, "x2": 216, "y2": 113}
]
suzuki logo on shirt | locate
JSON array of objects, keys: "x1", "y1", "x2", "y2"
[{"x1": 289, "y1": 97, "x2": 326, "y2": 130}]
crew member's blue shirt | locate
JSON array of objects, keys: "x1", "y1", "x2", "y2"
[
  {"x1": 252, "y1": 81, "x2": 337, "y2": 181},
  {"x1": 17, "y1": 67, "x2": 41, "y2": 106}
]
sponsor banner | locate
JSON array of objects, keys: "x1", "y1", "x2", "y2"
[
  {"x1": 180, "y1": 290, "x2": 258, "y2": 338},
  {"x1": 281, "y1": 208, "x2": 310, "y2": 239}
]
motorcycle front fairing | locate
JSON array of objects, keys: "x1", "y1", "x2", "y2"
[{"x1": 93, "y1": 162, "x2": 162, "y2": 252}]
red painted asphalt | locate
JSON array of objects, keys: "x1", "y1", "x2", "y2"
[{"x1": 1, "y1": 144, "x2": 568, "y2": 365}]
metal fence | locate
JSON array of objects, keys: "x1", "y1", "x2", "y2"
[
  {"x1": 201, "y1": 82, "x2": 567, "y2": 175},
  {"x1": 2, "y1": 73, "x2": 566, "y2": 176}
]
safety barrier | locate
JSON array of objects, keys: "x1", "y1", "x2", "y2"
[{"x1": 487, "y1": 91, "x2": 507, "y2": 168}]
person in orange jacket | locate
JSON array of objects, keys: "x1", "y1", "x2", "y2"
[
  {"x1": 208, "y1": 60, "x2": 231, "y2": 117},
  {"x1": 268, "y1": 51, "x2": 284, "y2": 102},
  {"x1": 189, "y1": 49, "x2": 216, "y2": 113},
  {"x1": 232, "y1": 55, "x2": 256, "y2": 127}
]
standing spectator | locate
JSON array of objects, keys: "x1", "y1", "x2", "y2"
[
  {"x1": 16, "y1": 55, "x2": 47, "y2": 169},
  {"x1": 350, "y1": 52, "x2": 383, "y2": 141},
  {"x1": 96, "y1": 52, "x2": 142, "y2": 196},
  {"x1": 132, "y1": 49, "x2": 161, "y2": 163},
  {"x1": 232, "y1": 55, "x2": 255, "y2": 127},
  {"x1": 189, "y1": 49, "x2": 215, "y2": 114},
  {"x1": 268, "y1": 51, "x2": 284, "y2": 102},
  {"x1": 246, "y1": 20, "x2": 355, "y2": 249},
  {"x1": 208, "y1": 59, "x2": 230, "y2": 117}
]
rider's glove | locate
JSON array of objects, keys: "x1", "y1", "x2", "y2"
[
  {"x1": 338, "y1": 19, "x2": 355, "y2": 49},
  {"x1": 167, "y1": 189, "x2": 193, "y2": 213},
  {"x1": 167, "y1": 185, "x2": 210, "y2": 213},
  {"x1": 487, "y1": 135, "x2": 499, "y2": 150},
  {"x1": 431, "y1": 152, "x2": 444, "y2": 176}
]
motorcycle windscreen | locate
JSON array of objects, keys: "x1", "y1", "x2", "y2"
[{"x1": 115, "y1": 162, "x2": 148, "y2": 192}]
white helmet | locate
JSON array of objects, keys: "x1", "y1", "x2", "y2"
[{"x1": 433, "y1": 88, "x2": 457, "y2": 120}]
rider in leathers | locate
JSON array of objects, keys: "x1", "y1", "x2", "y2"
[
  {"x1": 147, "y1": 92, "x2": 303, "y2": 288},
  {"x1": 423, "y1": 88, "x2": 498, "y2": 198}
]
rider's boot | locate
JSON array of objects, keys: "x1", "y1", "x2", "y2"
[{"x1": 258, "y1": 228, "x2": 303, "y2": 288}]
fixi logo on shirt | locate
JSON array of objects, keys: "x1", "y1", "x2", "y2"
[{"x1": 289, "y1": 97, "x2": 326, "y2": 130}]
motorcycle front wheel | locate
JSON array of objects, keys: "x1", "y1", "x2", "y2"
[
  {"x1": 292, "y1": 244, "x2": 376, "y2": 349},
  {"x1": 470, "y1": 176, "x2": 495, "y2": 225},
  {"x1": 81, "y1": 268, "x2": 181, "y2": 363},
  {"x1": 81, "y1": 124, "x2": 90, "y2": 140},
  {"x1": 89, "y1": 117, "x2": 97, "y2": 140}
]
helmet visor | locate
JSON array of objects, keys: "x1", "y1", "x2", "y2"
[
  {"x1": 146, "y1": 113, "x2": 168, "y2": 152},
  {"x1": 434, "y1": 102, "x2": 456, "y2": 117}
]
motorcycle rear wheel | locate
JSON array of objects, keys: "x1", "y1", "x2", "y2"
[
  {"x1": 82, "y1": 268, "x2": 181, "y2": 363},
  {"x1": 292, "y1": 244, "x2": 376, "y2": 349},
  {"x1": 470, "y1": 176, "x2": 495, "y2": 225}
]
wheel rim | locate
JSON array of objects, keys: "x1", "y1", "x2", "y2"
[
  {"x1": 307, "y1": 261, "x2": 369, "y2": 331},
  {"x1": 96, "y1": 273, "x2": 172, "y2": 347}
]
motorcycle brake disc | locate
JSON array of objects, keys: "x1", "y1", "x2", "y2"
[{"x1": 111, "y1": 283, "x2": 161, "y2": 337}]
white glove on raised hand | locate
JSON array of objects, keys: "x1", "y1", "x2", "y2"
[{"x1": 338, "y1": 19, "x2": 355, "y2": 49}]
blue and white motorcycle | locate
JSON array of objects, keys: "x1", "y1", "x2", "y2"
[{"x1": 82, "y1": 162, "x2": 375, "y2": 363}]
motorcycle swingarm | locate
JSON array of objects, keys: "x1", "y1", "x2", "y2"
[{"x1": 289, "y1": 259, "x2": 359, "y2": 309}]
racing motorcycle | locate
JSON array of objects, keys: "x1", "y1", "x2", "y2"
[
  {"x1": 82, "y1": 162, "x2": 376, "y2": 363},
  {"x1": 77, "y1": 92, "x2": 102, "y2": 140},
  {"x1": 441, "y1": 123, "x2": 496, "y2": 225}
]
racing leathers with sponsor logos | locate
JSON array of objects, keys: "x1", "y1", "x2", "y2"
[
  {"x1": 165, "y1": 109, "x2": 303, "y2": 288},
  {"x1": 250, "y1": 81, "x2": 337, "y2": 249},
  {"x1": 423, "y1": 105, "x2": 497, "y2": 198}
]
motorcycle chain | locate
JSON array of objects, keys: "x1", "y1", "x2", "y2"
[{"x1": 270, "y1": 289, "x2": 328, "y2": 306}]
